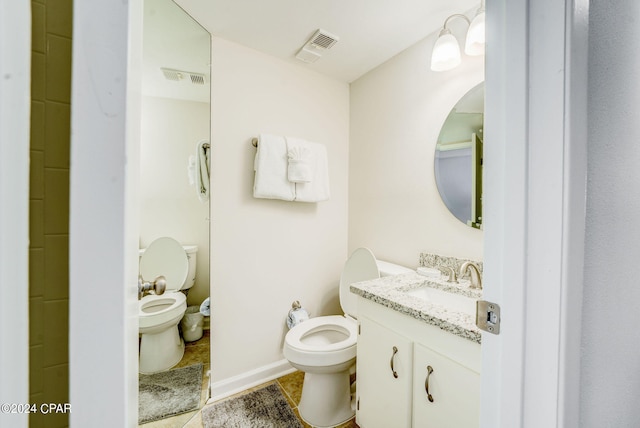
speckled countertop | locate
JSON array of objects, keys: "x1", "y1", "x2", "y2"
[{"x1": 350, "y1": 272, "x2": 483, "y2": 344}]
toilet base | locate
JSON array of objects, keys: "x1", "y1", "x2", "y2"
[
  {"x1": 139, "y1": 325, "x2": 185, "y2": 374},
  {"x1": 298, "y1": 369, "x2": 355, "y2": 428}
]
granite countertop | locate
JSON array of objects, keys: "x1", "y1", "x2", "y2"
[{"x1": 350, "y1": 272, "x2": 483, "y2": 344}]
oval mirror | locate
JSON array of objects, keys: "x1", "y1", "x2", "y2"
[{"x1": 434, "y1": 82, "x2": 484, "y2": 229}]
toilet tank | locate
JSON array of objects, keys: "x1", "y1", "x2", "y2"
[
  {"x1": 377, "y1": 260, "x2": 414, "y2": 277},
  {"x1": 183, "y1": 245, "x2": 198, "y2": 290}
]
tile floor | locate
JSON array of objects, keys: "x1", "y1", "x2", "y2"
[{"x1": 139, "y1": 330, "x2": 359, "y2": 427}]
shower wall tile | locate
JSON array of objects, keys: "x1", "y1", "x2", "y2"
[
  {"x1": 42, "y1": 364, "x2": 69, "y2": 428},
  {"x1": 43, "y1": 169, "x2": 69, "y2": 234},
  {"x1": 46, "y1": 0, "x2": 73, "y2": 38},
  {"x1": 30, "y1": 150, "x2": 45, "y2": 199},
  {"x1": 44, "y1": 101, "x2": 70, "y2": 168},
  {"x1": 31, "y1": 101, "x2": 45, "y2": 151},
  {"x1": 45, "y1": 35, "x2": 72, "y2": 103},
  {"x1": 31, "y1": 52, "x2": 45, "y2": 101},
  {"x1": 30, "y1": 200, "x2": 44, "y2": 248},
  {"x1": 43, "y1": 300, "x2": 69, "y2": 366},
  {"x1": 30, "y1": 297, "x2": 44, "y2": 346},
  {"x1": 44, "y1": 236, "x2": 69, "y2": 301},
  {"x1": 30, "y1": 0, "x2": 72, "y2": 426},
  {"x1": 32, "y1": 3, "x2": 46, "y2": 53},
  {"x1": 30, "y1": 345, "x2": 44, "y2": 394},
  {"x1": 30, "y1": 248, "x2": 45, "y2": 298}
]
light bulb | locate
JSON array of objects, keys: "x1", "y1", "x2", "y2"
[
  {"x1": 431, "y1": 29, "x2": 462, "y2": 72},
  {"x1": 464, "y1": 10, "x2": 485, "y2": 56}
]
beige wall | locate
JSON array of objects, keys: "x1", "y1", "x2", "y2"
[
  {"x1": 29, "y1": 0, "x2": 72, "y2": 426},
  {"x1": 139, "y1": 96, "x2": 210, "y2": 307},
  {"x1": 209, "y1": 37, "x2": 350, "y2": 382},
  {"x1": 349, "y1": 32, "x2": 484, "y2": 268}
]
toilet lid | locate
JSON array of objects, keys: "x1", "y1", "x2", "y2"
[
  {"x1": 339, "y1": 248, "x2": 380, "y2": 318},
  {"x1": 139, "y1": 237, "x2": 188, "y2": 292}
]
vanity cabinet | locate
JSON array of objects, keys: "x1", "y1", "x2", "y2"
[
  {"x1": 355, "y1": 297, "x2": 481, "y2": 428},
  {"x1": 413, "y1": 343, "x2": 480, "y2": 428},
  {"x1": 356, "y1": 316, "x2": 413, "y2": 428}
]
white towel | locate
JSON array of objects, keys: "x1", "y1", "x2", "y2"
[
  {"x1": 286, "y1": 139, "x2": 312, "y2": 183},
  {"x1": 196, "y1": 140, "x2": 210, "y2": 203},
  {"x1": 253, "y1": 134, "x2": 295, "y2": 201},
  {"x1": 289, "y1": 139, "x2": 330, "y2": 202}
]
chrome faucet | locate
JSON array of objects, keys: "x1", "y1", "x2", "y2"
[
  {"x1": 138, "y1": 275, "x2": 167, "y2": 300},
  {"x1": 459, "y1": 262, "x2": 482, "y2": 290}
]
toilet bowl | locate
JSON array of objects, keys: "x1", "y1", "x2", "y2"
[
  {"x1": 138, "y1": 237, "x2": 197, "y2": 374},
  {"x1": 283, "y1": 248, "x2": 412, "y2": 428}
]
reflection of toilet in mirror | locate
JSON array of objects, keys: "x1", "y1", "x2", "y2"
[
  {"x1": 138, "y1": 237, "x2": 198, "y2": 374},
  {"x1": 283, "y1": 248, "x2": 412, "y2": 427}
]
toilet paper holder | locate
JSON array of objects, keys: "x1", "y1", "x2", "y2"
[{"x1": 287, "y1": 300, "x2": 310, "y2": 328}]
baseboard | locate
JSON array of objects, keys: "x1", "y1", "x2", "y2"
[{"x1": 208, "y1": 359, "x2": 296, "y2": 403}]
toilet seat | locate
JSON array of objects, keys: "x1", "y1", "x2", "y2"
[
  {"x1": 284, "y1": 316, "x2": 357, "y2": 367},
  {"x1": 286, "y1": 315, "x2": 357, "y2": 353},
  {"x1": 139, "y1": 292, "x2": 186, "y2": 330}
]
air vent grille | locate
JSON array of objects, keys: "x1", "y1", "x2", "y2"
[
  {"x1": 310, "y1": 31, "x2": 338, "y2": 49},
  {"x1": 190, "y1": 73, "x2": 206, "y2": 85},
  {"x1": 161, "y1": 68, "x2": 208, "y2": 85},
  {"x1": 295, "y1": 29, "x2": 339, "y2": 63}
]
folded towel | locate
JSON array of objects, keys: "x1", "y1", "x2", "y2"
[
  {"x1": 290, "y1": 139, "x2": 330, "y2": 202},
  {"x1": 286, "y1": 139, "x2": 312, "y2": 183},
  {"x1": 196, "y1": 140, "x2": 210, "y2": 203},
  {"x1": 253, "y1": 134, "x2": 295, "y2": 201}
]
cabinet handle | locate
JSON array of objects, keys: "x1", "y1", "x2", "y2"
[
  {"x1": 425, "y1": 365, "x2": 434, "y2": 402},
  {"x1": 390, "y1": 346, "x2": 399, "y2": 378}
]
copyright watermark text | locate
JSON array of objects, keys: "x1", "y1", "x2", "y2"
[{"x1": 1, "y1": 403, "x2": 71, "y2": 414}]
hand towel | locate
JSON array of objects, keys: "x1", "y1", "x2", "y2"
[
  {"x1": 253, "y1": 134, "x2": 295, "y2": 201},
  {"x1": 290, "y1": 139, "x2": 330, "y2": 202},
  {"x1": 286, "y1": 139, "x2": 312, "y2": 183}
]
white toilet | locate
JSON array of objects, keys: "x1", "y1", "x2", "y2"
[
  {"x1": 138, "y1": 237, "x2": 198, "y2": 374},
  {"x1": 283, "y1": 248, "x2": 412, "y2": 428}
]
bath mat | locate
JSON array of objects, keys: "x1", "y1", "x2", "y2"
[
  {"x1": 201, "y1": 383, "x2": 303, "y2": 428},
  {"x1": 138, "y1": 363, "x2": 203, "y2": 424}
]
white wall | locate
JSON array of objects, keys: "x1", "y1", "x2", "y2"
[
  {"x1": 209, "y1": 37, "x2": 350, "y2": 383},
  {"x1": 349, "y1": 32, "x2": 484, "y2": 267},
  {"x1": 580, "y1": 0, "x2": 640, "y2": 425},
  {"x1": 139, "y1": 96, "x2": 210, "y2": 307}
]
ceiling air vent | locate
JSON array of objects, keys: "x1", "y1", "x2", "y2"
[
  {"x1": 295, "y1": 29, "x2": 339, "y2": 63},
  {"x1": 161, "y1": 68, "x2": 208, "y2": 85},
  {"x1": 309, "y1": 30, "x2": 339, "y2": 49}
]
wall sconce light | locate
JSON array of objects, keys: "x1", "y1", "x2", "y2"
[{"x1": 430, "y1": 1, "x2": 486, "y2": 72}]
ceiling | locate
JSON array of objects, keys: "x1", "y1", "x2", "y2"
[{"x1": 175, "y1": 0, "x2": 480, "y2": 83}]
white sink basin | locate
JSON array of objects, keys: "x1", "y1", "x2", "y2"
[{"x1": 406, "y1": 287, "x2": 477, "y2": 315}]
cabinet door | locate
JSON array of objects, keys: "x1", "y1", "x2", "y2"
[
  {"x1": 413, "y1": 343, "x2": 480, "y2": 428},
  {"x1": 356, "y1": 316, "x2": 413, "y2": 428}
]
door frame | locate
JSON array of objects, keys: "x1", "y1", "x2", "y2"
[
  {"x1": 481, "y1": 0, "x2": 588, "y2": 426},
  {"x1": 67, "y1": 0, "x2": 589, "y2": 426},
  {"x1": 0, "y1": 1, "x2": 31, "y2": 427}
]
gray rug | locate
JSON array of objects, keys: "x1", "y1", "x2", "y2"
[
  {"x1": 202, "y1": 383, "x2": 303, "y2": 428},
  {"x1": 138, "y1": 363, "x2": 203, "y2": 424}
]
